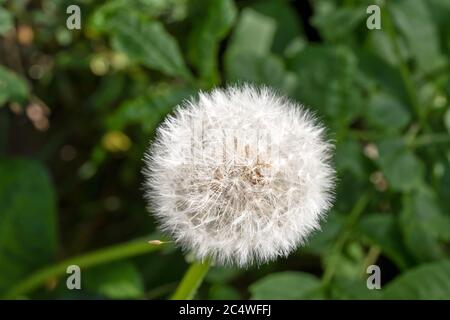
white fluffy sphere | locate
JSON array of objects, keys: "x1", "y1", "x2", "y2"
[{"x1": 144, "y1": 84, "x2": 335, "y2": 267}]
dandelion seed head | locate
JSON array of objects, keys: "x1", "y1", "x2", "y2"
[{"x1": 144, "y1": 84, "x2": 335, "y2": 267}]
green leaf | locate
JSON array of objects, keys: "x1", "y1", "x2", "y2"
[
  {"x1": 0, "y1": 66, "x2": 29, "y2": 106},
  {"x1": 384, "y1": 260, "x2": 450, "y2": 299},
  {"x1": 400, "y1": 190, "x2": 445, "y2": 263},
  {"x1": 331, "y1": 277, "x2": 382, "y2": 300},
  {"x1": 0, "y1": 6, "x2": 13, "y2": 35},
  {"x1": 358, "y1": 214, "x2": 414, "y2": 269},
  {"x1": 84, "y1": 261, "x2": 144, "y2": 299},
  {"x1": 88, "y1": 0, "x2": 188, "y2": 34},
  {"x1": 312, "y1": 5, "x2": 366, "y2": 41},
  {"x1": 357, "y1": 51, "x2": 409, "y2": 106},
  {"x1": 224, "y1": 8, "x2": 296, "y2": 93},
  {"x1": 335, "y1": 139, "x2": 365, "y2": 178},
  {"x1": 390, "y1": 0, "x2": 445, "y2": 72},
  {"x1": 110, "y1": 15, "x2": 191, "y2": 79},
  {"x1": 386, "y1": 152, "x2": 424, "y2": 192},
  {"x1": 289, "y1": 45, "x2": 362, "y2": 126},
  {"x1": 0, "y1": 158, "x2": 57, "y2": 292},
  {"x1": 365, "y1": 93, "x2": 411, "y2": 131},
  {"x1": 252, "y1": 0, "x2": 305, "y2": 54},
  {"x1": 225, "y1": 52, "x2": 292, "y2": 90},
  {"x1": 304, "y1": 213, "x2": 343, "y2": 256},
  {"x1": 188, "y1": 0, "x2": 237, "y2": 85},
  {"x1": 250, "y1": 272, "x2": 323, "y2": 299},
  {"x1": 377, "y1": 140, "x2": 424, "y2": 192},
  {"x1": 226, "y1": 8, "x2": 276, "y2": 56}
]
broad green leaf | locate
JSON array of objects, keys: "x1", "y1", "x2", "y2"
[
  {"x1": 88, "y1": 0, "x2": 127, "y2": 33},
  {"x1": 84, "y1": 261, "x2": 144, "y2": 299},
  {"x1": 366, "y1": 30, "x2": 400, "y2": 66},
  {"x1": 0, "y1": 66, "x2": 29, "y2": 106},
  {"x1": 250, "y1": 272, "x2": 323, "y2": 299},
  {"x1": 334, "y1": 173, "x2": 368, "y2": 215},
  {"x1": 224, "y1": 8, "x2": 296, "y2": 93},
  {"x1": 252, "y1": 0, "x2": 304, "y2": 54},
  {"x1": 358, "y1": 214, "x2": 414, "y2": 269},
  {"x1": 377, "y1": 140, "x2": 424, "y2": 192},
  {"x1": 384, "y1": 152, "x2": 423, "y2": 192},
  {"x1": 225, "y1": 52, "x2": 293, "y2": 90},
  {"x1": 335, "y1": 139, "x2": 365, "y2": 178},
  {"x1": 88, "y1": 0, "x2": 188, "y2": 34},
  {"x1": 400, "y1": 190, "x2": 445, "y2": 263},
  {"x1": 188, "y1": 0, "x2": 237, "y2": 85},
  {"x1": 357, "y1": 51, "x2": 409, "y2": 106},
  {"x1": 226, "y1": 8, "x2": 276, "y2": 56},
  {"x1": 0, "y1": 7, "x2": 13, "y2": 35},
  {"x1": 331, "y1": 277, "x2": 382, "y2": 300},
  {"x1": 409, "y1": 187, "x2": 450, "y2": 241},
  {"x1": 304, "y1": 213, "x2": 343, "y2": 256},
  {"x1": 0, "y1": 158, "x2": 57, "y2": 292},
  {"x1": 312, "y1": 5, "x2": 366, "y2": 41},
  {"x1": 289, "y1": 45, "x2": 362, "y2": 126},
  {"x1": 110, "y1": 15, "x2": 191, "y2": 79},
  {"x1": 365, "y1": 93, "x2": 411, "y2": 131},
  {"x1": 390, "y1": 0, "x2": 445, "y2": 72},
  {"x1": 384, "y1": 260, "x2": 450, "y2": 299}
]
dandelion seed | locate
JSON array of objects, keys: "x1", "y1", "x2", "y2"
[{"x1": 143, "y1": 84, "x2": 335, "y2": 267}]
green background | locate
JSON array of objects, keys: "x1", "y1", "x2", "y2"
[{"x1": 1, "y1": 0, "x2": 450, "y2": 299}]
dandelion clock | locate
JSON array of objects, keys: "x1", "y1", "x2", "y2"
[{"x1": 143, "y1": 84, "x2": 335, "y2": 267}]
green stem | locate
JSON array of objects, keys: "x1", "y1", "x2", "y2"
[
  {"x1": 321, "y1": 193, "x2": 371, "y2": 289},
  {"x1": 4, "y1": 237, "x2": 164, "y2": 299},
  {"x1": 362, "y1": 245, "x2": 381, "y2": 277},
  {"x1": 411, "y1": 133, "x2": 450, "y2": 148},
  {"x1": 171, "y1": 259, "x2": 211, "y2": 300}
]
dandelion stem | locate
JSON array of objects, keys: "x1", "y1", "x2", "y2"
[
  {"x1": 4, "y1": 237, "x2": 165, "y2": 299},
  {"x1": 171, "y1": 259, "x2": 211, "y2": 300}
]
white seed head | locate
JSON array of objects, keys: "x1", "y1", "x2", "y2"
[{"x1": 143, "y1": 84, "x2": 335, "y2": 267}]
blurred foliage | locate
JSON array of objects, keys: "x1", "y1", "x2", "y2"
[{"x1": 0, "y1": 0, "x2": 450, "y2": 300}]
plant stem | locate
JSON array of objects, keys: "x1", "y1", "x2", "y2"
[
  {"x1": 411, "y1": 133, "x2": 450, "y2": 148},
  {"x1": 321, "y1": 193, "x2": 371, "y2": 289},
  {"x1": 171, "y1": 259, "x2": 211, "y2": 300},
  {"x1": 362, "y1": 245, "x2": 381, "y2": 277},
  {"x1": 4, "y1": 237, "x2": 164, "y2": 299}
]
